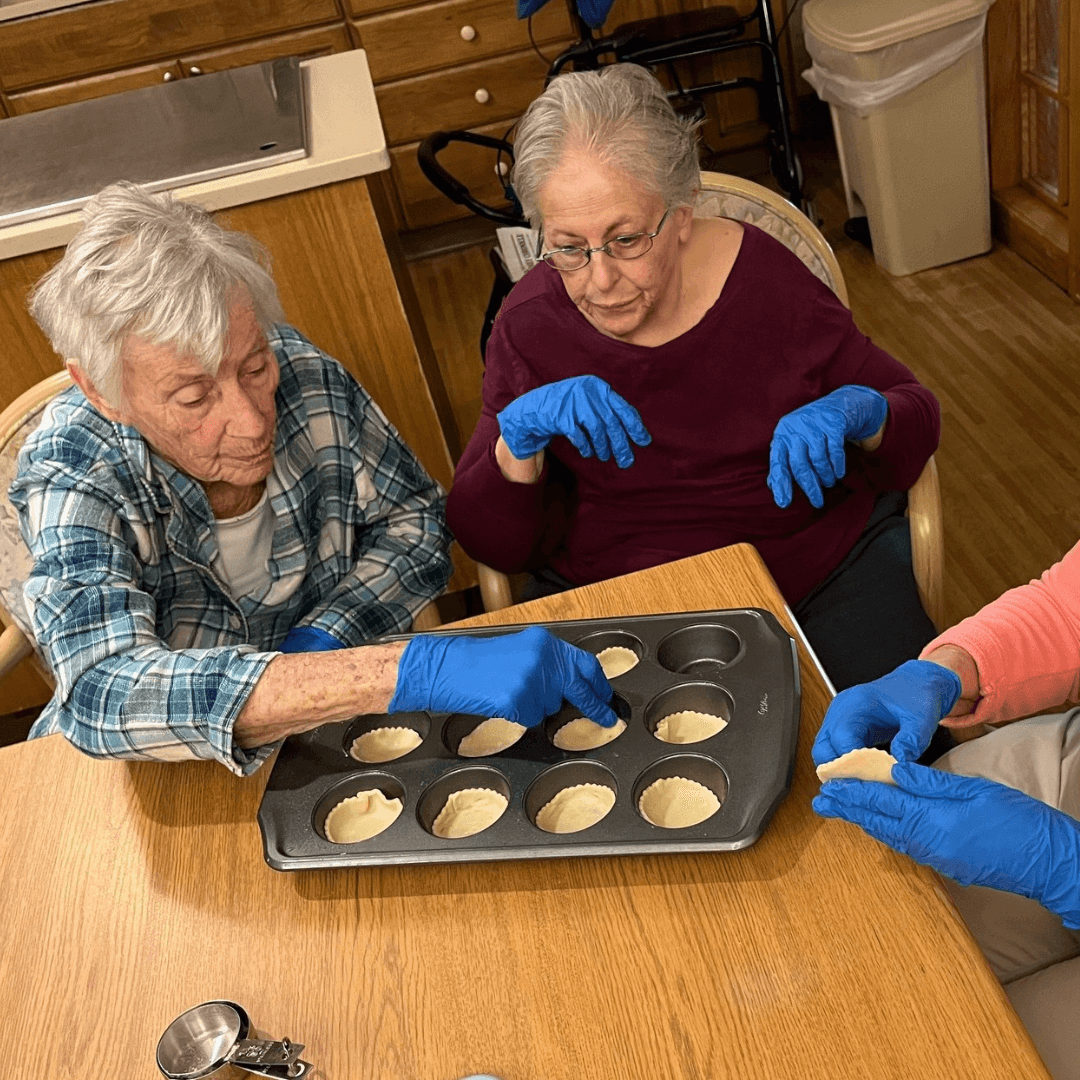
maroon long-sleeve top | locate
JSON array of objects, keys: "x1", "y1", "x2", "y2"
[{"x1": 447, "y1": 223, "x2": 940, "y2": 604}]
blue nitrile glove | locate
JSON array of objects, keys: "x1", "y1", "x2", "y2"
[
  {"x1": 814, "y1": 763, "x2": 1080, "y2": 928},
  {"x1": 387, "y1": 625, "x2": 618, "y2": 729},
  {"x1": 497, "y1": 375, "x2": 651, "y2": 469},
  {"x1": 767, "y1": 385, "x2": 889, "y2": 508},
  {"x1": 812, "y1": 660, "x2": 962, "y2": 766},
  {"x1": 279, "y1": 626, "x2": 347, "y2": 653}
]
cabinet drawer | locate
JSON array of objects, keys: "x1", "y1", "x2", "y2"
[
  {"x1": 6, "y1": 60, "x2": 184, "y2": 114},
  {"x1": 391, "y1": 119, "x2": 520, "y2": 229},
  {"x1": 179, "y1": 24, "x2": 351, "y2": 76},
  {"x1": 0, "y1": 0, "x2": 339, "y2": 90},
  {"x1": 376, "y1": 48, "x2": 557, "y2": 145},
  {"x1": 355, "y1": 0, "x2": 570, "y2": 83}
]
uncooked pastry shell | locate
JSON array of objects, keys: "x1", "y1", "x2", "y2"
[
  {"x1": 638, "y1": 776, "x2": 720, "y2": 828},
  {"x1": 458, "y1": 717, "x2": 527, "y2": 757},
  {"x1": 654, "y1": 710, "x2": 728, "y2": 744},
  {"x1": 350, "y1": 726, "x2": 422, "y2": 763},
  {"x1": 597, "y1": 646, "x2": 639, "y2": 678},
  {"x1": 535, "y1": 783, "x2": 616, "y2": 834},
  {"x1": 325, "y1": 789, "x2": 403, "y2": 843},
  {"x1": 432, "y1": 787, "x2": 509, "y2": 838},
  {"x1": 553, "y1": 717, "x2": 627, "y2": 751}
]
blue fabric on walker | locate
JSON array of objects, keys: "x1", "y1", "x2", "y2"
[{"x1": 517, "y1": 0, "x2": 615, "y2": 30}]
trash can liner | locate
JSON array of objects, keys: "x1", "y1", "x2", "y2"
[{"x1": 802, "y1": 13, "x2": 987, "y2": 117}]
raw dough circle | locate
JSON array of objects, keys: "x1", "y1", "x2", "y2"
[
  {"x1": 654, "y1": 710, "x2": 728, "y2": 744},
  {"x1": 458, "y1": 717, "x2": 527, "y2": 757},
  {"x1": 325, "y1": 789, "x2": 403, "y2": 843},
  {"x1": 553, "y1": 717, "x2": 627, "y2": 751},
  {"x1": 350, "y1": 726, "x2": 422, "y2": 763},
  {"x1": 816, "y1": 747, "x2": 898, "y2": 785},
  {"x1": 535, "y1": 783, "x2": 616, "y2": 834},
  {"x1": 597, "y1": 646, "x2": 639, "y2": 678},
  {"x1": 638, "y1": 776, "x2": 720, "y2": 828},
  {"x1": 432, "y1": 787, "x2": 509, "y2": 838}
]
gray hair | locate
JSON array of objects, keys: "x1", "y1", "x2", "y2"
[
  {"x1": 29, "y1": 181, "x2": 284, "y2": 407},
  {"x1": 511, "y1": 64, "x2": 701, "y2": 226}
]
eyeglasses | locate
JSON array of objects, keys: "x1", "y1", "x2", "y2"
[{"x1": 536, "y1": 210, "x2": 671, "y2": 272}]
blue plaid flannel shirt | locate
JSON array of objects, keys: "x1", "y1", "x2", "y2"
[{"x1": 10, "y1": 325, "x2": 452, "y2": 774}]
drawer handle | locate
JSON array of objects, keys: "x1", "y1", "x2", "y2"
[
  {"x1": 474, "y1": 87, "x2": 490, "y2": 104},
  {"x1": 460, "y1": 24, "x2": 477, "y2": 41},
  {"x1": 494, "y1": 161, "x2": 509, "y2": 178},
  {"x1": 162, "y1": 71, "x2": 175, "y2": 81},
  {"x1": 189, "y1": 65, "x2": 204, "y2": 76}
]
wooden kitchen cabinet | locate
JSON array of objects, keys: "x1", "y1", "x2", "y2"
[
  {"x1": 0, "y1": 0, "x2": 339, "y2": 90},
  {"x1": 178, "y1": 23, "x2": 352, "y2": 77},
  {"x1": 6, "y1": 60, "x2": 185, "y2": 115},
  {"x1": 353, "y1": 0, "x2": 571, "y2": 83}
]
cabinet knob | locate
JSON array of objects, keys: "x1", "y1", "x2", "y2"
[
  {"x1": 494, "y1": 161, "x2": 509, "y2": 178},
  {"x1": 162, "y1": 71, "x2": 174, "y2": 81},
  {"x1": 189, "y1": 66, "x2": 204, "y2": 76},
  {"x1": 460, "y1": 24, "x2": 477, "y2": 40},
  {"x1": 474, "y1": 87, "x2": 490, "y2": 104}
]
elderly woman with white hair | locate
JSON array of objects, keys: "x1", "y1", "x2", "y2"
[
  {"x1": 447, "y1": 64, "x2": 942, "y2": 694},
  {"x1": 11, "y1": 182, "x2": 617, "y2": 773}
]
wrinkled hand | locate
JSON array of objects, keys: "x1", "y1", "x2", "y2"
[
  {"x1": 497, "y1": 375, "x2": 651, "y2": 468},
  {"x1": 812, "y1": 660, "x2": 962, "y2": 766},
  {"x1": 388, "y1": 625, "x2": 618, "y2": 729},
  {"x1": 279, "y1": 627, "x2": 346, "y2": 653},
  {"x1": 814, "y1": 762, "x2": 1080, "y2": 927},
  {"x1": 767, "y1": 384, "x2": 888, "y2": 508}
]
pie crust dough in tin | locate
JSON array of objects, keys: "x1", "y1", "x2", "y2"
[{"x1": 261, "y1": 610, "x2": 799, "y2": 870}]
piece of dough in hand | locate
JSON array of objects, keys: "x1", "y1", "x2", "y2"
[{"x1": 815, "y1": 747, "x2": 898, "y2": 785}]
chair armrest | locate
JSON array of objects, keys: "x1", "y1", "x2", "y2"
[
  {"x1": 411, "y1": 602, "x2": 443, "y2": 631},
  {"x1": 0, "y1": 622, "x2": 33, "y2": 683},
  {"x1": 908, "y1": 455, "x2": 945, "y2": 632},
  {"x1": 478, "y1": 563, "x2": 514, "y2": 612}
]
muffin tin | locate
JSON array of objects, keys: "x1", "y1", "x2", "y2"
[{"x1": 257, "y1": 608, "x2": 800, "y2": 870}]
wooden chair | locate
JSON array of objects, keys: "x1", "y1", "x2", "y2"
[
  {"x1": 0, "y1": 370, "x2": 442, "y2": 695},
  {"x1": 475, "y1": 170, "x2": 946, "y2": 630}
]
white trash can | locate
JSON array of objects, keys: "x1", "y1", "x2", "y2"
[{"x1": 802, "y1": 0, "x2": 994, "y2": 276}]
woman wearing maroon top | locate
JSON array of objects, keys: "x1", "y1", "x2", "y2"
[{"x1": 446, "y1": 64, "x2": 941, "y2": 692}]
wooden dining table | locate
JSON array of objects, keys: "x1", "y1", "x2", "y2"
[{"x1": 0, "y1": 543, "x2": 1050, "y2": 1080}]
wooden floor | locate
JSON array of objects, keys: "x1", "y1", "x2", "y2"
[{"x1": 408, "y1": 142, "x2": 1080, "y2": 632}]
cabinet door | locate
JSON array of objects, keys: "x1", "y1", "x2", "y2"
[
  {"x1": 376, "y1": 49, "x2": 557, "y2": 145},
  {"x1": 6, "y1": 61, "x2": 185, "y2": 115},
  {"x1": 179, "y1": 24, "x2": 351, "y2": 77},
  {"x1": 354, "y1": 0, "x2": 571, "y2": 83},
  {"x1": 391, "y1": 119, "x2": 519, "y2": 229},
  {"x1": 0, "y1": 0, "x2": 340, "y2": 89}
]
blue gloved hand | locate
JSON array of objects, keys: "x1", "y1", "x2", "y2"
[
  {"x1": 388, "y1": 625, "x2": 618, "y2": 729},
  {"x1": 812, "y1": 660, "x2": 962, "y2": 766},
  {"x1": 767, "y1": 384, "x2": 888, "y2": 508},
  {"x1": 279, "y1": 626, "x2": 346, "y2": 653},
  {"x1": 814, "y1": 762, "x2": 1080, "y2": 928},
  {"x1": 497, "y1": 375, "x2": 651, "y2": 468}
]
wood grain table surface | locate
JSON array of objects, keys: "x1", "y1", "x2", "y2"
[{"x1": 0, "y1": 543, "x2": 1049, "y2": 1080}]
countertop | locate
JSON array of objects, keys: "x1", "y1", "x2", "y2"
[{"x1": 0, "y1": 49, "x2": 390, "y2": 261}]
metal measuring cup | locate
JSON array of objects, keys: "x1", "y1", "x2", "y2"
[{"x1": 156, "y1": 1000, "x2": 313, "y2": 1079}]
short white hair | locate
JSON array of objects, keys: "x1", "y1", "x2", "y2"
[
  {"x1": 29, "y1": 181, "x2": 284, "y2": 407},
  {"x1": 511, "y1": 64, "x2": 702, "y2": 226}
]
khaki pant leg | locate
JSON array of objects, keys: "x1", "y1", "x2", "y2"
[
  {"x1": 932, "y1": 711, "x2": 1080, "y2": 983},
  {"x1": 1004, "y1": 956, "x2": 1080, "y2": 1080}
]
